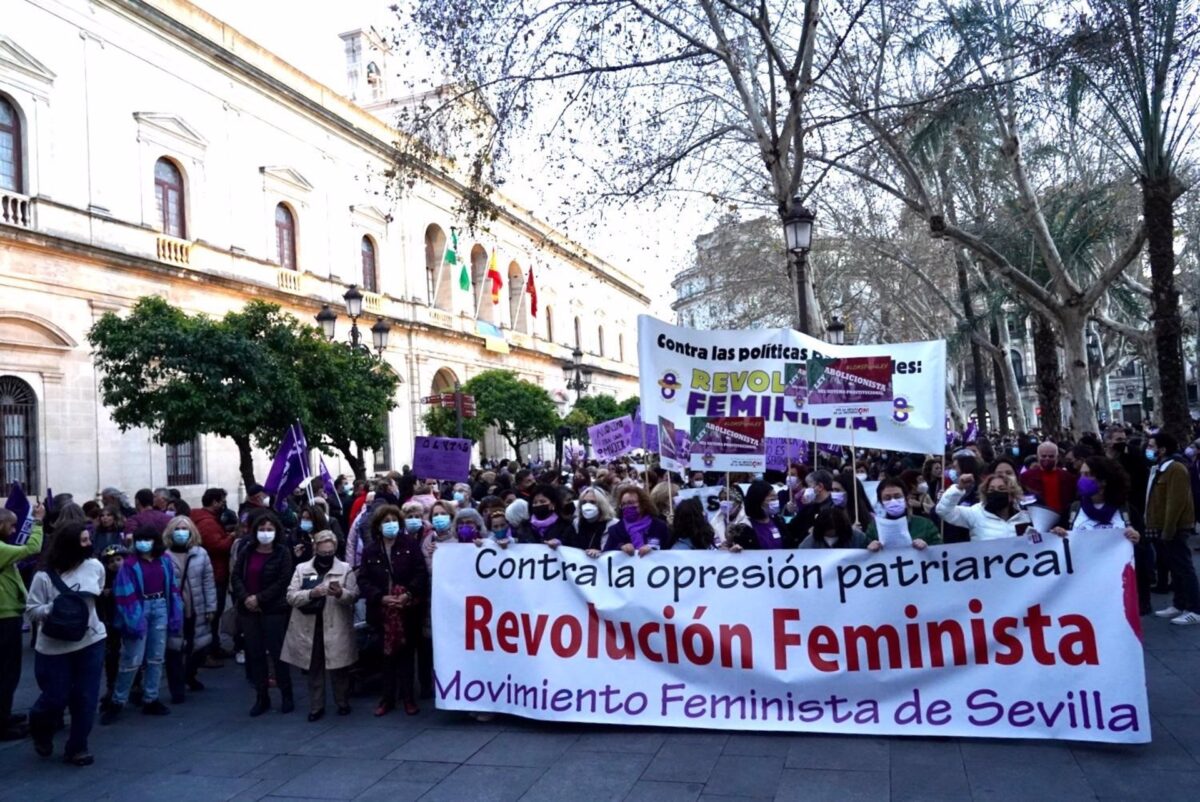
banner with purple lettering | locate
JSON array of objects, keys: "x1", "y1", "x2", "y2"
[
  {"x1": 638, "y1": 316, "x2": 945, "y2": 454},
  {"x1": 412, "y1": 436, "x2": 473, "y2": 482},
  {"x1": 433, "y1": 533, "x2": 1148, "y2": 742},
  {"x1": 589, "y1": 416, "x2": 634, "y2": 461},
  {"x1": 765, "y1": 438, "x2": 809, "y2": 471}
]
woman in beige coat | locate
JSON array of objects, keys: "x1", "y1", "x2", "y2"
[{"x1": 282, "y1": 530, "x2": 359, "y2": 721}]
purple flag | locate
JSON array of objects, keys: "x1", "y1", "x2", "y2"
[
  {"x1": 5, "y1": 483, "x2": 34, "y2": 545},
  {"x1": 319, "y1": 457, "x2": 342, "y2": 513},
  {"x1": 965, "y1": 420, "x2": 979, "y2": 444},
  {"x1": 264, "y1": 423, "x2": 309, "y2": 511}
]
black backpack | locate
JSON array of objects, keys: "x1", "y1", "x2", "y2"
[{"x1": 41, "y1": 570, "x2": 95, "y2": 642}]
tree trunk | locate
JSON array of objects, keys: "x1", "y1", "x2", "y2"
[
  {"x1": 954, "y1": 250, "x2": 989, "y2": 429},
  {"x1": 1144, "y1": 174, "x2": 1191, "y2": 444},
  {"x1": 989, "y1": 321, "x2": 1009, "y2": 433},
  {"x1": 334, "y1": 440, "x2": 366, "y2": 481},
  {"x1": 994, "y1": 313, "x2": 1029, "y2": 432},
  {"x1": 1058, "y1": 313, "x2": 1099, "y2": 436},
  {"x1": 945, "y1": 383, "x2": 966, "y2": 431},
  {"x1": 235, "y1": 435, "x2": 256, "y2": 488},
  {"x1": 1031, "y1": 313, "x2": 1064, "y2": 435}
]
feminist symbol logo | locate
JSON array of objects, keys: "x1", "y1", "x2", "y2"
[
  {"x1": 658, "y1": 371, "x2": 682, "y2": 401},
  {"x1": 892, "y1": 396, "x2": 914, "y2": 424}
]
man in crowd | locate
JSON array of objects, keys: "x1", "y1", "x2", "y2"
[
  {"x1": 152, "y1": 488, "x2": 172, "y2": 512},
  {"x1": 100, "y1": 486, "x2": 135, "y2": 518},
  {"x1": 1147, "y1": 432, "x2": 1200, "y2": 625},
  {"x1": 123, "y1": 488, "x2": 171, "y2": 535},
  {"x1": 786, "y1": 469, "x2": 836, "y2": 547},
  {"x1": 0, "y1": 502, "x2": 44, "y2": 741},
  {"x1": 1019, "y1": 441, "x2": 1076, "y2": 527}
]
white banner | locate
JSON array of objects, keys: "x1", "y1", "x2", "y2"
[
  {"x1": 636, "y1": 315, "x2": 947, "y2": 455},
  {"x1": 433, "y1": 534, "x2": 1148, "y2": 743}
]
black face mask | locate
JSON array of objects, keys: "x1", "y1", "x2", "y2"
[
  {"x1": 531, "y1": 505, "x2": 553, "y2": 520},
  {"x1": 79, "y1": 542, "x2": 95, "y2": 560},
  {"x1": 984, "y1": 492, "x2": 1010, "y2": 514},
  {"x1": 314, "y1": 554, "x2": 334, "y2": 570}
]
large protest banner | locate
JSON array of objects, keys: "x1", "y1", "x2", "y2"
[
  {"x1": 589, "y1": 415, "x2": 635, "y2": 461},
  {"x1": 412, "y1": 436, "x2": 473, "y2": 482},
  {"x1": 637, "y1": 315, "x2": 946, "y2": 454},
  {"x1": 689, "y1": 416, "x2": 765, "y2": 471},
  {"x1": 433, "y1": 533, "x2": 1148, "y2": 743}
]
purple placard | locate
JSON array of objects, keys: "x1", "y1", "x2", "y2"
[
  {"x1": 412, "y1": 436, "x2": 473, "y2": 482},
  {"x1": 588, "y1": 415, "x2": 634, "y2": 460},
  {"x1": 764, "y1": 438, "x2": 809, "y2": 471}
]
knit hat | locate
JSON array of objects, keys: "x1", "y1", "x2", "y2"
[{"x1": 505, "y1": 498, "x2": 529, "y2": 527}]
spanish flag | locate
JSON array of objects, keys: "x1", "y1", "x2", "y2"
[{"x1": 487, "y1": 249, "x2": 503, "y2": 304}]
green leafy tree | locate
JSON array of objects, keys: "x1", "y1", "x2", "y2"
[
  {"x1": 618, "y1": 397, "x2": 641, "y2": 417},
  {"x1": 461, "y1": 369, "x2": 558, "y2": 459},
  {"x1": 421, "y1": 405, "x2": 485, "y2": 441},
  {"x1": 566, "y1": 394, "x2": 624, "y2": 445}
]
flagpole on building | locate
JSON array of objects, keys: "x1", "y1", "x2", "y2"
[{"x1": 432, "y1": 227, "x2": 455, "y2": 303}]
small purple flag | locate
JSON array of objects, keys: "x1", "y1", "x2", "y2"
[
  {"x1": 264, "y1": 423, "x2": 309, "y2": 511},
  {"x1": 965, "y1": 420, "x2": 979, "y2": 444},
  {"x1": 319, "y1": 458, "x2": 342, "y2": 513},
  {"x1": 5, "y1": 483, "x2": 34, "y2": 545}
]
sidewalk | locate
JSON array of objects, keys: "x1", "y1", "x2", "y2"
[{"x1": 1, "y1": 591, "x2": 1198, "y2": 801}]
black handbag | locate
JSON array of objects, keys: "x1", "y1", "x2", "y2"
[{"x1": 298, "y1": 574, "x2": 326, "y2": 615}]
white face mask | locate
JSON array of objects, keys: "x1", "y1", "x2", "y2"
[
  {"x1": 823, "y1": 535, "x2": 838, "y2": 547},
  {"x1": 916, "y1": 482, "x2": 929, "y2": 495},
  {"x1": 580, "y1": 502, "x2": 599, "y2": 521},
  {"x1": 692, "y1": 480, "x2": 704, "y2": 488},
  {"x1": 801, "y1": 487, "x2": 816, "y2": 504},
  {"x1": 855, "y1": 473, "x2": 867, "y2": 482},
  {"x1": 256, "y1": 530, "x2": 275, "y2": 545}
]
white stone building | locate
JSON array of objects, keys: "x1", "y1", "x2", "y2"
[{"x1": 0, "y1": 0, "x2": 648, "y2": 501}]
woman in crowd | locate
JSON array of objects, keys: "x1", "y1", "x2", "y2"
[
  {"x1": 670, "y1": 497, "x2": 717, "y2": 550},
  {"x1": 710, "y1": 485, "x2": 743, "y2": 548},
  {"x1": 935, "y1": 472, "x2": 1031, "y2": 541},
  {"x1": 570, "y1": 486, "x2": 615, "y2": 553},
  {"x1": 866, "y1": 478, "x2": 941, "y2": 551},
  {"x1": 359, "y1": 504, "x2": 429, "y2": 717},
  {"x1": 475, "y1": 507, "x2": 515, "y2": 548},
  {"x1": 92, "y1": 506, "x2": 126, "y2": 554},
  {"x1": 293, "y1": 505, "x2": 332, "y2": 565},
  {"x1": 451, "y1": 508, "x2": 485, "y2": 544},
  {"x1": 839, "y1": 471, "x2": 875, "y2": 532},
  {"x1": 163, "y1": 516, "x2": 216, "y2": 704},
  {"x1": 165, "y1": 498, "x2": 191, "y2": 518},
  {"x1": 25, "y1": 521, "x2": 106, "y2": 765},
  {"x1": 800, "y1": 508, "x2": 868, "y2": 549},
  {"x1": 728, "y1": 480, "x2": 786, "y2": 551},
  {"x1": 649, "y1": 481, "x2": 677, "y2": 519},
  {"x1": 519, "y1": 486, "x2": 574, "y2": 546},
  {"x1": 230, "y1": 512, "x2": 294, "y2": 717},
  {"x1": 603, "y1": 486, "x2": 669, "y2": 556},
  {"x1": 939, "y1": 453, "x2": 980, "y2": 544},
  {"x1": 1051, "y1": 455, "x2": 1141, "y2": 543},
  {"x1": 102, "y1": 525, "x2": 183, "y2": 724},
  {"x1": 95, "y1": 544, "x2": 126, "y2": 708},
  {"x1": 922, "y1": 457, "x2": 946, "y2": 502},
  {"x1": 988, "y1": 456, "x2": 1021, "y2": 485},
  {"x1": 899, "y1": 469, "x2": 934, "y2": 519},
  {"x1": 421, "y1": 499, "x2": 458, "y2": 569},
  {"x1": 282, "y1": 529, "x2": 358, "y2": 721}
]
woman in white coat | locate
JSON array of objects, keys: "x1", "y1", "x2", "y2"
[
  {"x1": 282, "y1": 530, "x2": 359, "y2": 721},
  {"x1": 162, "y1": 516, "x2": 216, "y2": 703},
  {"x1": 935, "y1": 473, "x2": 1031, "y2": 541}
]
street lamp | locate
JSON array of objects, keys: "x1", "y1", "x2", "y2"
[
  {"x1": 315, "y1": 304, "x2": 337, "y2": 341},
  {"x1": 783, "y1": 197, "x2": 815, "y2": 336},
  {"x1": 313, "y1": 284, "x2": 390, "y2": 357},
  {"x1": 563, "y1": 346, "x2": 593, "y2": 402},
  {"x1": 370, "y1": 317, "x2": 392, "y2": 353},
  {"x1": 825, "y1": 315, "x2": 846, "y2": 346}
]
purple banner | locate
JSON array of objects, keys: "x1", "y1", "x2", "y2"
[
  {"x1": 588, "y1": 415, "x2": 634, "y2": 461},
  {"x1": 412, "y1": 436, "x2": 473, "y2": 482},
  {"x1": 5, "y1": 482, "x2": 34, "y2": 545},
  {"x1": 764, "y1": 438, "x2": 809, "y2": 471}
]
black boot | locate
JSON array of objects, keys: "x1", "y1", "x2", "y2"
[
  {"x1": 249, "y1": 690, "x2": 271, "y2": 717},
  {"x1": 280, "y1": 688, "x2": 294, "y2": 715}
]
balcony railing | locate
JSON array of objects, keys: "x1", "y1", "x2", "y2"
[
  {"x1": 156, "y1": 234, "x2": 191, "y2": 265},
  {"x1": 363, "y1": 290, "x2": 384, "y2": 314},
  {"x1": 0, "y1": 191, "x2": 33, "y2": 229},
  {"x1": 276, "y1": 268, "x2": 302, "y2": 292}
]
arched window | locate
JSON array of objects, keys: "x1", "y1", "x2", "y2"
[
  {"x1": 424, "y1": 224, "x2": 448, "y2": 310},
  {"x1": 574, "y1": 316, "x2": 582, "y2": 349},
  {"x1": 0, "y1": 376, "x2": 37, "y2": 493},
  {"x1": 0, "y1": 96, "x2": 22, "y2": 192},
  {"x1": 275, "y1": 203, "x2": 297, "y2": 270},
  {"x1": 508, "y1": 261, "x2": 526, "y2": 332},
  {"x1": 1010, "y1": 349, "x2": 1026, "y2": 387},
  {"x1": 361, "y1": 236, "x2": 378, "y2": 293},
  {"x1": 469, "y1": 244, "x2": 493, "y2": 322},
  {"x1": 154, "y1": 158, "x2": 186, "y2": 238},
  {"x1": 432, "y1": 367, "x2": 459, "y2": 395},
  {"x1": 618, "y1": 333, "x2": 625, "y2": 362},
  {"x1": 597, "y1": 325, "x2": 605, "y2": 357}
]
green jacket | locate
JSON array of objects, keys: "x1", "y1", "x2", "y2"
[
  {"x1": 1146, "y1": 460, "x2": 1195, "y2": 540},
  {"x1": 865, "y1": 514, "x2": 942, "y2": 546},
  {"x1": 0, "y1": 523, "x2": 43, "y2": 619}
]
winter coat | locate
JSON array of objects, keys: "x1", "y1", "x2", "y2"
[
  {"x1": 602, "y1": 517, "x2": 671, "y2": 551},
  {"x1": 281, "y1": 557, "x2": 359, "y2": 671},
  {"x1": 1146, "y1": 458, "x2": 1196, "y2": 540},
  {"x1": 358, "y1": 535, "x2": 429, "y2": 630},
  {"x1": 230, "y1": 540, "x2": 294, "y2": 616},
  {"x1": 167, "y1": 546, "x2": 217, "y2": 651},
  {"x1": 935, "y1": 486, "x2": 1031, "y2": 541},
  {"x1": 192, "y1": 508, "x2": 234, "y2": 585},
  {"x1": 112, "y1": 555, "x2": 184, "y2": 639},
  {"x1": 566, "y1": 517, "x2": 613, "y2": 551}
]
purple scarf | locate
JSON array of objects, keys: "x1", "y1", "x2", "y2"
[
  {"x1": 529, "y1": 513, "x2": 560, "y2": 536},
  {"x1": 1081, "y1": 497, "x2": 1119, "y2": 526},
  {"x1": 624, "y1": 514, "x2": 653, "y2": 548},
  {"x1": 751, "y1": 519, "x2": 782, "y2": 550}
]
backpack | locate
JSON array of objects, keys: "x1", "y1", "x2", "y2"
[{"x1": 42, "y1": 570, "x2": 95, "y2": 642}]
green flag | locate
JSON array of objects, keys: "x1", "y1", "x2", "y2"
[{"x1": 459, "y1": 263, "x2": 470, "y2": 291}]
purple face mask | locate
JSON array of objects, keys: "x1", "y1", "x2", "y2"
[
  {"x1": 1077, "y1": 476, "x2": 1101, "y2": 498},
  {"x1": 457, "y1": 524, "x2": 478, "y2": 542},
  {"x1": 621, "y1": 504, "x2": 642, "y2": 523}
]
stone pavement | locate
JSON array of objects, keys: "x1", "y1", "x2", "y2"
[{"x1": 2, "y1": 595, "x2": 1199, "y2": 801}]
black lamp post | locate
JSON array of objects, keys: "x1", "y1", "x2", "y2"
[
  {"x1": 783, "y1": 197, "x2": 815, "y2": 335},
  {"x1": 563, "y1": 346, "x2": 594, "y2": 403},
  {"x1": 315, "y1": 284, "x2": 391, "y2": 356},
  {"x1": 825, "y1": 315, "x2": 846, "y2": 346}
]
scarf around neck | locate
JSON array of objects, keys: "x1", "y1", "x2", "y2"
[
  {"x1": 624, "y1": 514, "x2": 653, "y2": 547},
  {"x1": 529, "y1": 513, "x2": 560, "y2": 533},
  {"x1": 1081, "y1": 497, "x2": 1119, "y2": 526}
]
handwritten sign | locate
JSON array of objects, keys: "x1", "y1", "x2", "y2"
[{"x1": 412, "y1": 436, "x2": 473, "y2": 482}]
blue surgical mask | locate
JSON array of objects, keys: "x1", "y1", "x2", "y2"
[
  {"x1": 453, "y1": 492, "x2": 466, "y2": 503},
  {"x1": 404, "y1": 518, "x2": 423, "y2": 533},
  {"x1": 299, "y1": 520, "x2": 314, "y2": 533},
  {"x1": 1146, "y1": 448, "x2": 1157, "y2": 462},
  {"x1": 134, "y1": 539, "x2": 153, "y2": 554},
  {"x1": 766, "y1": 500, "x2": 780, "y2": 515},
  {"x1": 1010, "y1": 446, "x2": 1019, "y2": 457},
  {"x1": 830, "y1": 491, "x2": 847, "y2": 508},
  {"x1": 382, "y1": 521, "x2": 401, "y2": 538},
  {"x1": 171, "y1": 529, "x2": 190, "y2": 546},
  {"x1": 432, "y1": 514, "x2": 451, "y2": 532}
]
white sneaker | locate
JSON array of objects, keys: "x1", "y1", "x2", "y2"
[
  {"x1": 234, "y1": 651, "x2": 246, "y2": 665},
  {"x1": 1170, "y1": 612, "x2": 1200, "y2": 626},
  {"x1": 1155, "y1": 606, "x2": 1183, "y2": 618}
]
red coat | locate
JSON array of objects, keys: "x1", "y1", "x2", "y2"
[
  {"x1": 1019, "y1": 466, "x2": 1076, "y2": 518},
  {"x1": 191, "y1": 507, "x2": 234, "y2": 585}
]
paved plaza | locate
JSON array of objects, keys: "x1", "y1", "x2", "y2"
[{"x1": 2, "y1": 586, "x2": 1199, "y2": 802}]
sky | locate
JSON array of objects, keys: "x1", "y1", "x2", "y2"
[{"x1": 192, "y1": 0, "x2": 695, "y2": 315}]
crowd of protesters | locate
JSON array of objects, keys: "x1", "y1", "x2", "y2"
[{"x1": 1, "y1": 418, "x2": 1196, "y2": 765}]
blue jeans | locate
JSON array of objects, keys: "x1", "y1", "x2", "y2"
[
  {"x1": 113, "y1": 597, "x2": 169, "y2": 704},
  {"x1": 30, "y1": 640, "x2": 105, "y2": 756}
]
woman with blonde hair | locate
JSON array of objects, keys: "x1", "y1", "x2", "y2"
[
  {"x1": 568, "y1": 486, "x2": 616, "y2": 552},
  {"x1": 649, "y1": 481, "x2": 677, "y2": 519},
  {"x1": 935, "y1": 472, "x2": 1031, "y2": 541},
  {"x1": 282, "y1": 530, "x2": 358, "y2": 721},
  {"x1": 161, "y1": 516, "x2": 216, "y2": 704}
]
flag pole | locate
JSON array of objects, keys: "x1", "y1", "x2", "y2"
[
  {"x1": 432, "y1": 227, "x2": 453, "y2": 303},
  {"x1": 850, "y1": 425, "x2": 860, "y2": 527}
]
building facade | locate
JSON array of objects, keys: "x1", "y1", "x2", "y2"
[{"x1": 0, "y1": 0, "x2": 648, "y2": 501}]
